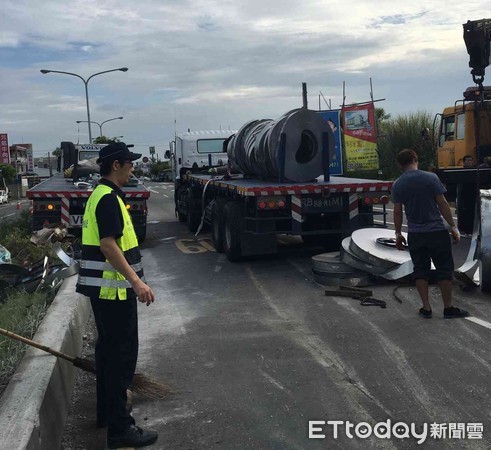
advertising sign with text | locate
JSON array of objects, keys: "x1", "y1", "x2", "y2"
[
  {"x1": 317, "y1": 110, "x2": 343, "y2": 175},
  {"x1": 0, "y1": 134, "x2": 10, "y2": 165},
  {"x1": 342, "y1": 102, "x2": 379, "y2": 172}
]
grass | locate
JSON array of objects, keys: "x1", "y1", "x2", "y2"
[
  {"x1": 0, "y1": 211, "x2": 62, "y2": 395},
  {"x1": 0, "y1": 289, "x2": 55, "y2": 394}
]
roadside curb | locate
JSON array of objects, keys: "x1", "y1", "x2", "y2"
[{"x1": 0, "y1": 276, "x2": 90, "y2": 450}]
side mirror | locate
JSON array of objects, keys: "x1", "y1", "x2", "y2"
[{"x1": 164, "y1": 150, "x2": 170, "y2": 159}]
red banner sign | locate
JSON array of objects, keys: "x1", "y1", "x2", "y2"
[
  {"x1": 0, "y1": 134, "x2": 9, "y2": 165},
  {"x1": 342, "y1": 102, "x2": 379, "y2": 171}
]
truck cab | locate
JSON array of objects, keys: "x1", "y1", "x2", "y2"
[
  {"x1": 170, "y1": 130, "x2": 234, "y2": 180},
  {"x1": 435, "y1": 86, "x2": 491, "y2": 234},
  {"x1": 436, "y1": 86, "x2": 491, "y2": 170}
]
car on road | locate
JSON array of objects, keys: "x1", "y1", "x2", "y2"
[{"x1": 0, "y1": 189, "x2": 8, "y2": 204}]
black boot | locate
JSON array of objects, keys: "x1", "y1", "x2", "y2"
[{"x1": 107, "y1": 425, "x2": 158, "y2": 448}]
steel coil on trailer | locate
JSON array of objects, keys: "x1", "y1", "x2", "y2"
[{"x1": 228, "y1": 108, "x2": 333, "y2": 182}]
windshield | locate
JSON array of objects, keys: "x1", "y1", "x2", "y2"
[{"x1": 197, "y1": 139, "x2": 226, "y2": 154}]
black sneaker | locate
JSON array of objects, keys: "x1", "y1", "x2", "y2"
[
  {"x1": 108, "y1": 425, "x2": 158, "y2": 449},
  {"x1": 419, "y1": 308, "x2": 432, "y2": 318},
  {"x1": 444, "y1": 306, "x2": 470, "y2": 319}
]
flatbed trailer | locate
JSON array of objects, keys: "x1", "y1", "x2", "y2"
[
  {"x1": 178, "y1": 172, "x2": 392, "y2": 261},
  {"x1": 26, "y1": 173, "x2": 150, "y2": 242}
]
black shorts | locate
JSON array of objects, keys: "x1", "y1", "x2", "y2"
[{"x1": 407, "y1": 230, "x2": 454, "y2": 281}]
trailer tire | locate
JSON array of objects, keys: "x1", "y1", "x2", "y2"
[
  {"x1": 211, "y1": 199, "x2": 226, "y2": 252},
  {"x1": 223, "y1": 202, "x2": 243, "y2": 262},
  {"x1": 187, "y1": 190, "x2": 201, "y2": 233}
]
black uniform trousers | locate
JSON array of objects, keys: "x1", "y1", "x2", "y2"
[{"x1": 90, "y1": 296, "x2": 138, "y2": 438}]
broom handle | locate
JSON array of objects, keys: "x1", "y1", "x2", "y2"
[{"x1": 0, "y1": 327, "x2": 76, "y2": 364}]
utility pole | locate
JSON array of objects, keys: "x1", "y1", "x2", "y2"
[{"x1": 48, "y1": 152, "x2": 52, "y2": 176}]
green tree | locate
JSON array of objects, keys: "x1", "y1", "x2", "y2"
[
  {"x1": 377, "y1": 111, "x2": 435, "y2": 180},
  {"x1": 52, "y1": 147, "x2": 62, "y2": 157},
  {"x1": 93, "y1": 136, "x2": 123, "y2": 144},
  {"x1": 0, "y1": 164, "x2": 17, "y2": 184},
  {"x1": 375, "y1": 107, "x2": 391, "y2": 124},
  {"x1": 93, "y1": 136, "x2": 109, "y2": 144},
  {"x1": 150, "y1": 161, "x2": 170, "y2": 176}
]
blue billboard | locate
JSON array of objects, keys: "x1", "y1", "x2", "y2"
[{"x1": 317, "y1": 110, "x2": 343, "y2": 175}]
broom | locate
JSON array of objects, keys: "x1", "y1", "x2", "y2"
[{"x1": 0, "y1": 327, "x2": 171, "y2": 400}]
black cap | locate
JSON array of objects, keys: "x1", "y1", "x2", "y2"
[{"x1": 96, "y1": 142, "x2": 142, "y2": 164}]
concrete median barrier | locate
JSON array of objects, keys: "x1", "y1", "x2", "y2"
[{"x1": 0, "y1": 276, "x2": 90, "y2": 449}]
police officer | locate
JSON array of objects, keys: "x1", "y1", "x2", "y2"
[{"x1": 76, "y1": 142, "x2": 158, "y2": 449}]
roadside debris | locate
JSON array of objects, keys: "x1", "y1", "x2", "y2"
[
  {"x1": 0, "y1": 231, "x2": 79, "y2": 294},
  {"x1": 324, "y1": 286, "x2": 387, "y2": 308},
  {"x1": 30, "y1": 224, "x2": 68, "y2": 246},
  {"x1": 0, "y1": 244, "x2": 11, "y2": 264}
]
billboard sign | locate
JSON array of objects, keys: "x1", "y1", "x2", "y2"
[
  {"x1": 0, "y1": 134, "x2": 9, "y2": 165},
  {"x1": 317, "y1": 110, "x2": 343, "y2": 175},
  {"x1": 26, "y1": 144, "x2": 34, "y2": 172},
  {"x1": 342, "y1": 102, "x2": 379, "y2": 172}
]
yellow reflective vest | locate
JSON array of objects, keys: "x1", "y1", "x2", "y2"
[{"x1": 76, "y1": 183, "x2": 144, "y2": 300}]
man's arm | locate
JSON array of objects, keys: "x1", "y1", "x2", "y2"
[
  {"x1": 100, "y1": 236, "x2": 155, "y2": 305},
  {"x1": 393, "y1": 202, "x2": 407, "y2": 250},
  {"x1": 436, "y1": 194, "x2": 460, "y2": 242}
]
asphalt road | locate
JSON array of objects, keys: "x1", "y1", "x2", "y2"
[
  {"x1": 62, "y1": 182, "x2": 491, "y2": 449},
  {"x1": 0, "y1": 198, "x2": 29, "y2": 222}
]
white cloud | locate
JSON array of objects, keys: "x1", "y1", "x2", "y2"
[{"x1": 0, "y1": 0, "x2": 488, "y2": 155}]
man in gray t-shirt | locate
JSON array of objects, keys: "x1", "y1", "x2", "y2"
[{"x1": 392, "y1": 149, "x2": 469, "y2": 319}]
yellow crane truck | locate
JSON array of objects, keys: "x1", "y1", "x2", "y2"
[{"x1": 435, "y1": 19, "x2": 491, "y2": 234}]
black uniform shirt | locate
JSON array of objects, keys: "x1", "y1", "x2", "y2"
[{"x1": 95, "y1": 178, "x2": 126, "y2": 240}]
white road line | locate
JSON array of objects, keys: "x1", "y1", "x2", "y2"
[
  {"x1": 149, "y1": 188, "x2": 159, "y2": 194},
  {"x1": 465, "y1": 317, "x2": 491, "y2": 330},
  {"x1": 163, "y1": 194, "x2": 169, "y2": 198}
]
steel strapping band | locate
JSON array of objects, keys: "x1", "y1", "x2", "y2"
[
  {"x1": 80, "y1": 260, "x2": 143, "y2": 272},
  {"x1": 77, "y1": 276, "x2": 132, "y2": 289}
]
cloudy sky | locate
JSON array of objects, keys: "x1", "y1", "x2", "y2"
[{"x1": 0, "y1": 1, "x2": 488, "y2": 158}]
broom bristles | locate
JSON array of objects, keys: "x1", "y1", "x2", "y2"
[
  {"x1": 73, "y1": 356, "x2": 171, "y2": 400},
  {"x1": 73, "y1": 356, "x2": 97, "y2": 374},
  {"x1": 130, "y1": 373, "x2": 172, "y2": 400}
]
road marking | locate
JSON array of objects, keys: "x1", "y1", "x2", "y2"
[
  {"x1": 175, "y1": 238, "x2": 215, "y2": 254},
  {"x1": 465, "y1": 317, "x2": 491, "y2": 330},
  {"x1": 163, "y1": 194, "x2": 169, "y2": 198},
  {"x1": 149, "y1": 188, "x2": 159, "y2": 193}
]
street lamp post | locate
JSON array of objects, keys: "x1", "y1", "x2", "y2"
[
  {"x1": 40, "y1": 68, "x2": 128, "y2": 143},
  {"x1": 76, "y1": 116, "x2": 123, "y2": 139}
]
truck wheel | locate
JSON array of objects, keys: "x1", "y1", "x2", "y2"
[
  {"x1": 175, "y1": 187, "x2": 187, "y2": 222},
  {"x1": 211, "y1": 199, "x2": 226, "y2": 252},
  {"x1": 187, "y1": 190, "x2": 201, "y2": 233},
  {"x1": 223, "y1": 202, "x2": 243, "y2": 262}
]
